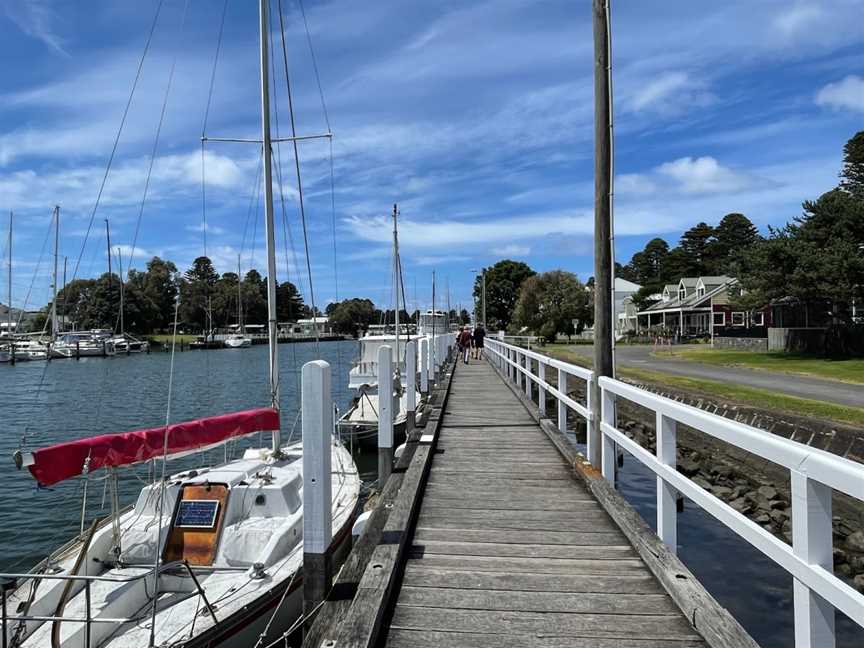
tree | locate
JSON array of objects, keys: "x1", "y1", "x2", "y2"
[
  {"x1": 679, "y1": 222, "x2": 714, "y2": 275},
  {"x1": 139, "y1": 257, "x2": 178, "y2": 331},
  {"x1": 513, "y1": 270, "x2": 590, "y2": 342},
  {"x1": 459, "y1": 309, "x2": 471, "y2": 325},
  {"x1": 179, "y1": 256, "x2": 218, "y2": 332},
  {"x1": 627, "y1": 238, "x2": 670, "y2": 285},
  {"x1": 328, "y1": 298, "x2": 376, "y2": 336},
  {"x1": 473, "y1": 260, "x2": 535, "y2": 330},
  {"x1": 276, "y1": 280, "x2": 309, "y2": 322},
  {"x1": 708, "y1": 213, "x2": 760, "y2": 275},
  {"x1": 841, "y1": 130, "x2": 864, "y2": 197}
]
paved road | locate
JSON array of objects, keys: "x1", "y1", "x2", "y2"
[{"x1": 565, "y1": 344, "x2": 863, "y2": 409}]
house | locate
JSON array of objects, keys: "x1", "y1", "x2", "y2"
[
  {"x1": 636, "y1": 276, "x2": 770, "y2": 338},
  {"x1": 0, "y1": 302, "x2": 40, "y2": 336},
  {"x1": 576, "y1": 278, "x2": 642, "y2": 340},
  {"x1": 294, "y1": 316, "x2": 333, "y2": 336}
]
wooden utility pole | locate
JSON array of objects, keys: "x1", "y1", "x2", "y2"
[{"x1": 591, "y1": 0, "x2": 613, "y2": 469}]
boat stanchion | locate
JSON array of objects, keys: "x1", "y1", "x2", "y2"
[
  {"x1": 377, "y1": 345, "x2": 394, "y2": 485},
  {"x1": 302, "y1": 359, "x2": 333, "y2": 628},
  {"x1": 405, "y1": 340, "x2": 416, "y2": 434}
]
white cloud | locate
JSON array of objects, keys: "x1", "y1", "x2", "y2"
[
  {"x1": 2, "y1": 0, "x2": 68, "y2": 56},
  {"x1": 632, "y1": 72, "x2": 687, "y2": 111},
  {"x1": 815, "y1": 75, "x2": 864, "y2": 113},
  {"x1": 616, "y1": 174, "x2": 656, "y2": 196},
  {"x1": 657, "y1": 156, "x2": 755, "y2": 194},
  {"x1": 629, "y1": 71, "x2": 714, "y2": 115},
  {"x1": 112, "y1": 244, "x2": 155, "y2": 260},
  {"x1": 773, "y1": 3, "x2": 823, "y2": 38},
  {"x1": 491, "y1": 244, "x2": 530, "y2": 257},
  {"x1": 185, "y1": 222, "x2": 225, "y2": 235}
]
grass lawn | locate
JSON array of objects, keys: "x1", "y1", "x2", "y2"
[
  {"x1": 147, "y1": 334, "x2": 198, "y2": 345},
  {"x1": 661, "y1": 348, "x2": 864, "y2": 385},
  {"x1": 542, "y1": 344, "x2": 864, "y2": 427}
]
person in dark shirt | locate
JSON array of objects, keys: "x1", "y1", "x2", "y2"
[
  {"x1": 472, "y1": 323, "x2": 486, "y2": 360},
  {"x1": 457, "y1": 327, "x2": 472, "y2": 364}
]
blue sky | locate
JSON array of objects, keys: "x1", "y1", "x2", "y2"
[{"x1": 0, "y1": 0, "x2": 862, "y2": 315}]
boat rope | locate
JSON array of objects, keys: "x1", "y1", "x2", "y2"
[
  {"x1": 276, "y1": 0, "x2": 320, "y2": 357},
  {"x1": 123, "y1": 0, "x2": 191, "y2": 290},
  {"x1": 148, "y1": 289, "x2": 182, "y2": 648},
  {"x1": 68, "y1": 0, "x2": 165, "y2": 286}
]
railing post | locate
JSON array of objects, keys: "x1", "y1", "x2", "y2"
[
  {"x1": 524, "y1": 355, "x2": 531, "y2": 399},
  {"x1": 419, "y1": 338, "x2": 429, "y2": 395},
  {"x1": 791, "y1": 471, "x2": 835, "y2": 648},
  {"x1": 507, "y1": 348, "x2": 513, "y2": 380},
  {"x1": 656, "y1": 412, "x2": 678, "y2": 553},
  {"x1": 405, "y1": 340, "x2": 416, "y2": 433},
  {"x1": 426, "y1": 335, "x2": 434, "y2": 389},
  {"x1": 378, "y1": 345, "x2": 394, "y2": 484},
  {"x1": 537, "y1": 361, "x2": 546, "y2": 416},
  {"x1": 600, "y1": 384, "x2": 616, "y2": 481},
  {"x1": 302, "y1": 359, "x2": 333, "y2": 622},
  {"x1": 557, "y1": 368, "x2": 567, "y2": 435}
]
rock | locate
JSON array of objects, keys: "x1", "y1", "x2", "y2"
[
  {"x1": 730, "y1": 498, "x2": 751, "y2": 514},
  {"x1": 712, "y1": 486, "x2": 732, "y2": 499},
  {"x1": 754, "y1": 513, "x2": 771, "y2": 524},
  {"x1": 769, "y1": 499, "x2": 787, "y2": 510},
  {"x1": 850, "y1": 555, "x2": 864, "y2": 572},
  {"x1": 847, "y1": 530, "x2": 864, "y2": 553},
  {"x1": 757, "y1": 485, "x2": 778, "y2": 500},
  {"x1": 678, "y1": 457, "x2": 701, "y2": 477},
  {"x1": 730, "y1": 486, "x2": 746, "y2": 500},
  {"x1": 770, "y1": 510, "x2": 787, "y2": 525},
  {"x1": 838, "y1": 563, "x2": 853, "y2": 576},
  {"x1": 855, "y1": 574, "x2": 864, "y2": 593},
  {"x1": 756, "y1": 497, "x2": 773, "y2": 512},
  {"x1": 693, "y1": 476, "x2": 713, "y2": 491},
  {"x1": 712, "y1": 464, "x2": 734, "y2": 480},
  {"x1": 689, "y1": 451, "x2": 702, "y2": 462}
]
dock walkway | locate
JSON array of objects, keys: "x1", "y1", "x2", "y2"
[{"x1": 382, "y1": 359, "x2": 705, "y2": 647}]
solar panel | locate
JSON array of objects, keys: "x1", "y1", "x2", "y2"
[{"x1": 176, "y1": 500, "x2": 220, "y2": 528}]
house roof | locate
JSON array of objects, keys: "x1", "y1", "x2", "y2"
[
  {"x1": 679, "y1": 277, "x2": 699, "y2": 287},
  {"x1": 663, "y1": 284, "x2": 678, "y2": 294},
  {"x1": 697, "y1": 275, "x2": 733, "y2": 287},
  {"x1": 614, "y1": 278, "x2": 641, "y2": 291},
  {"x1": 639, "y1": 277, "x2": 738, "y2": 315}
]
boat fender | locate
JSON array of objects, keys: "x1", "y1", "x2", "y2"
[
  {"x1": 394, "y1": 443, "x2": 407, "y2": 460},
  {"x1": 352, "y1": 511, "x2": 372, "y2": 539}
]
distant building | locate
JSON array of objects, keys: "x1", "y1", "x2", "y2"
[
  {"x1": 294, "y1": 316, "x2": 333, "y2": 336},
  {"x1": 613, "y1": 278, "x2": 642, "y2": 336},
  {"x1": 0, "y1": 302, "x2": 40, "y2": 335}
]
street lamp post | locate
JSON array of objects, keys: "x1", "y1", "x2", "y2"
[{"x1": 469, "y1": 268, "x2": 486, "y2": 325}]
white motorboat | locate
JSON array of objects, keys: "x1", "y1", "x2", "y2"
[
  {"x1": 5, "y1": 411, "x2": 360, "y2": 648},
  {"x1": 112, "y1": 335, "x2": 150, "y2": 354},
  {"x1": 224, "y1": 335, "x2": 252, "y2": 349},
  {"x1": 51, "y1": 332, "x2": 116, "y2": 358}
]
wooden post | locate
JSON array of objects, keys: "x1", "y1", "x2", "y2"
[
  {"x1": 600, "y1": 385, "x2": 616, "y2": 483},
  {"x1": 557, "y1": 368, "x2": 567, "y2": 435},
  {"x1": 656, "y1": 412, "x2": 677, "y2": 553},
  {"x1": 591, "y1": 0, "x2": 613, "y2": 470},
  {"x1": 302, "y1": 359, "x2": 333, "y2": 623},
  {"x1": 378, "y1": 345, "x2": 394, "y2": 485},
  {"x1": 419, "y1": 338, "x2": 429, "y2": 395},
  {"x1": 405, "y1": 340, "x2": 416, "y2": 433},
  {"x1": 426, "y1": 335, "x2": 435, "y2": 389},
  {"x1": 791, "y1": 471, "x2": 835, "y2": 647},
  {"x1": 537, "y1": 361, "x2": 546, "y2": 416}
]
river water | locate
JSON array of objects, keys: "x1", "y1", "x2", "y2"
[{"x1": 0, "y1": 342, "x2": 861, "y2": 646}]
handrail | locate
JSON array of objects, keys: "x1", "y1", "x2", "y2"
[{"x1": 483, "y1": 338, "x2": 864, "y2": 646}]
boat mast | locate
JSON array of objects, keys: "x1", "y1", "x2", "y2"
[
  {"x1": 259, "y1": 0, "x2": 281, "y2": 450},
  {"x1": 392, "y1": 204, "x2": 400, "y2": 365},
  {"x1": 237, "y1": 254, "x2": 243, "y2": 334},
  {"x1": 117, "y1": 247, "x2": 125, "y2": 335},
  {"x1": 6, "y1": 212, "x2": 11, "y2": 340},
  {"x1": 51, "y1": 206, "x2": 59, "y2": 340}
]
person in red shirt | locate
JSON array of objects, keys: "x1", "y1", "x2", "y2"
[{"x1": 457, "y1": 327, "x2": 472, "y2": 364}]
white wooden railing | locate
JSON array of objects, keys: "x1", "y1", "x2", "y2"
[{"x1": 485, "y1": 337, "x2": 864, "y2": 648}]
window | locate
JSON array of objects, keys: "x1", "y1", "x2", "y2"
[
  {"x1": 731, "y1": 312, "x2": 745, "y2": 326},
  {"x1": 751, "y1": 311, "x2": 764, "y2": 326},
  {"x1": 697, "y1": 287, "x2": 705, "y2": 298},
  {"x1": 678, "y1": 289, "x2": 686, "y2": 300},
  {"x1": 713, "y1": 312, "x2": 725, "y2": 326}
]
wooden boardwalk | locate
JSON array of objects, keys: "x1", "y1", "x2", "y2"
[{"x1": 382, "y1": 359, "x2": 707, "y2": 647}]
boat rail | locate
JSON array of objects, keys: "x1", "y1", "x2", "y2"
[
  {"x1": 0, "y1": 560, "x2": 218, "y2": 648},
  {"x1": 485, "y1": 337, "x2": 864, "y2": 647}
]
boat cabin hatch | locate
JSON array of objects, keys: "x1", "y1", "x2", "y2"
[{"x1": 163, "y1": 483, "x2": 228, "y2": 566}]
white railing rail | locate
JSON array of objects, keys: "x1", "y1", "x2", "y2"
[{"x1": 484, "y1": 337, "x2": 864, "y2": 647}]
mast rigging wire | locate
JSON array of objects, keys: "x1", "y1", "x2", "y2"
[{"x1": 69, "y1": 0, "x2": 165, "y2": 286}]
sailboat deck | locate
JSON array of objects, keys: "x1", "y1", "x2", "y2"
[{"x1": 382, "y1": 359, "x2": 706, "y2": 647}]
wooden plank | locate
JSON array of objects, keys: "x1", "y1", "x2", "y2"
[
  {"x1": 406, "y1": 554, "x2": 646, "y2": 575},
  {"x1": 398, "y1": 585, "x2": 680, "y2": 615},
  {"x1": 417, "y1": 514, "x2": 618, "y2": 533},
  {"x1": 419, "y1": 497, "x2": 599, "y2": 512},
  {"x1": 419, "y1": 505, "x2": 608, "y2": 520},
  {"x1": 413, "y1": 527, "x2": 626, "y2": 546},
  {"x1": 400, "y1": 565, "x2": 664, "y2": 594},
  {"x1": 415, "y1": 539, "x2": 637, "y2": 560},
  {"x1": 389, "y1": 606, "x2": 702, "y2": 640},
  {"x1": 386, "y1": 630, "x2": 704, "y2": 648}
]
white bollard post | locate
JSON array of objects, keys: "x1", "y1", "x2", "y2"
[
  {"x1": 600, "y1": 385, "x2": 616, "y2": 480},
  {"x1": 302, "y1": 360, "x2": 333, "y2": 618},
  {"x1": 656, "y1": 412, "x2": 678, "y2": 553},
  {"x1": 419, "y1": 338, "x2": 429, "y2": 395},
  {"x1": 405, "y1": 340, "x2": 416, "y2": 433},
  {"x1": 378, "y1": 345, "x2": 394, "y2": 484}
]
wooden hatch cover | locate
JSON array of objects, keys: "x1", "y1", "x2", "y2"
[{"x1": 162, "y1": 483, "x2": 228, "y2": 566}]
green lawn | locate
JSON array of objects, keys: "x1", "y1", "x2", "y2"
[
  {"x1": 662, "y1": 348, "x2": 864, "y2": 385},
  {"x1": 543, "y1": 344, "x2": 864, "y2": 427}
]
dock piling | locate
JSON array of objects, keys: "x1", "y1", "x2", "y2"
[{"x1": 301, "y1": 359, "x2": 333, "y2": 626}]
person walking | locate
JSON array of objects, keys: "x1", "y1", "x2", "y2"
[
  {"x1": 457, "y1": 326, "x2": 472, "y2": 364},
  {"x1": 473, "y1": 322, "x2": 486, "y2": 360}
]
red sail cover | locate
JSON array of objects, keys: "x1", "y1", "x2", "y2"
[{"x1": 27, "y1": 408, "x2": 280, "y2": 486}]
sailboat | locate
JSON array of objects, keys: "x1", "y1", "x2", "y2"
[
  {"x1": 225, "y1": 256, "x2": 252, "y2": 349},
  {"x1": 105, "y1": 230, "x2": 149, "y2": 355},
  {"x1": 337, "y1": 205, "x2": 422, "y2": 448},
  {"x1": 1, "y1": 3, "x2": 360, "y2": 646}
]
